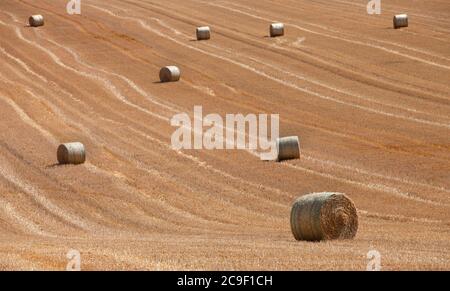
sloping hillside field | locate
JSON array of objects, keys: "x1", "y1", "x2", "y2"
[{"x1": 0, "y1": 0, "x2": 449, "y2": 270}]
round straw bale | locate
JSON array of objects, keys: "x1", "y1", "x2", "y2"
[
  {"x1": 29, "y1": 15, "x2": 44, "y2": 27},
  {"x1": 290, "y1": 192, "x2": 358, "y2": 241},
  {"x1": 393, "y1": 14, "x2": 408, "y2": 29},
  {"x1": 159, "y1": 66, "x2": 181, "y2": 83},
  {"x1": 196, "y1": 26, "x2": 211, "y2": 40},
  {"x1": 57, "y1": 142, "x2": 86, "y2": 165},
  {"x1": 276, "y1": 136, "x2": 300, "y2": 161},
  {"x1": 270, "y1": 23, "x2": 284, "y2": 37}
]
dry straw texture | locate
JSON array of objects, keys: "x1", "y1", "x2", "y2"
[
  {"x1": 57, "y1": 142, "x2": 86, "y2": 165},
  {"x1": 393, "y1": 14, "x2": 408, "y2": 29},
  {"x1": 291, "y1": 192, "x2": 358, "y2": 241},
  {"x1": 159, "y1": 66, "x2": 181, "y2": 82},
  {"x1": 29, "y1": 15, "x2": 44, "y2": 27},
  {"x1": 276, "y1": 136, "x2": 300, "y2": 161}
]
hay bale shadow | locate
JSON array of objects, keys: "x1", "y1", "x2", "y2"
[{"x1": 45, "y1": 163, "x2": 65, "y2": 169}]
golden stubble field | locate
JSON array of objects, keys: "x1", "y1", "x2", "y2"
[{"x1": 0, "y1": 0, "x2": 449, "y2": 270}]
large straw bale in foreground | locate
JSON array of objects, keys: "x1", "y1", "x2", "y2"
[{"x1": 291, "y1": 192, "x2": 358, "y2": 241}]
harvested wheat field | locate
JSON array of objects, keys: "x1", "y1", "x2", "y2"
[{"x1": 0, "y1": 0, "x2": 449, "y2": 271}]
